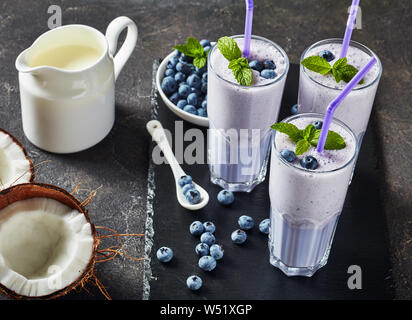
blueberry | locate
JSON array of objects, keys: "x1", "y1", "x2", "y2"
[
  {"x1": 200, "y1": 232, "x2": 216, "y2": 246},
  {"x1": 174, "y1": 72, "x2": 186, "y2": 84},
  {"x1": 190, "y1": 221, "x2": 205, "y2": 236},
  {"x1": 177, "y1": 99, "x2": 188, "y2": 109},
  {"x1": 186, "y1": 275, "x2": 202, "y2": 290},
  {"x1": 173, "y1": 49, "x2": 181, "y2": 57},
  {"x1": 156, "y1": 246, "x2": 173, "y2": 263},
  {"x1": 195, "y1": 66, "x2": 206, "y2": 75},
  {"x1": 198, "y1": 256, "x2": 217, "y2": 271},
  {"x1": 259, "y1": 218, "x2": 270, "y2": 234},
  {"x1": 203, "y1": 221, "x2": 216, "y2": 234},
  {"x1": 176, "y1": 62, "x2": 192, "y2": 75},
  {"x1": 165, "y1": 68, "x2": 175, "y2": 77},
  {"x1": 260, "y1": 69, "x2": 277, "y2": 79},
  {"x1": 169, "y1": 92, "x2": 180, "y2": 104},
  {"x1": 178, "y1": 175, "x2": 192, "y2": 187},
  {"x1": 161, "y1": 76, "x2": 177, "y2": 95},
  {"x1": 300, "y1": 156, "x2": 319, "y2": 170},
  {"x1": 190, "y1": 87, "x2": 201, "y2": 97},
  {"x1": 280, "y1": 149, "x2": 296, "y2": 162},
  {"x1": 187, "y1": 74, "x2": 201, "y2": 89},
  {"x1": 167, "y1": 56, "x2": 179, "y2": 69},
  {"x1": 201, "y1": 100, "x2": 207, "y2": 109},
  {"x1": 197, "y1": 108, "x2": 207, "y2": 117},
  {"x1": 319, "y1": 50, "x2": 335, "y2": 62},
  {"x1": 200, "y1": 39, "x2": 211, "y2": 48},
  {"x1": 263, "y1": 59, "x2": 276, "y2": 70},
  {"x1": 187, "y1": 93, "x2": 198, "y2": 106},
  {"x1": 195, "y1": 243, "x2": 209, "y2": 257},
  {"x1": 249, "y1": 60, "x2": 264, "y2": 72},
  {"x1": 209, "y1": 244, "x2": 224, "y2": 260},
  {"x1": 183, "y1": 104, "x2": 197, "y2": 115},
  {"x1": 185, "y1": 188, "x2": 201, "y2": 204},
  {"x1": 180, "y1": 53, "x2": 193, "y2": 63},
  {"x1": 202, "y1": 72, "x2": 208, "y2": 82},
  {"x1": 182, "y1": 183, "x2": 195, "y2": 195},
  {"x1": 217, "y1": 189, "x2": 234, "y2": 205},
  {"x1": 231, "y1": 229, "x2": 247, "y2": 244},
  {"x1": 201, "y1": 82, "x2": 208, "y2": 94},
  {"x1": 312, "y1": 120, "x2": 323, "y2": 129},
  {"x1": 203, "y1": 46, "x2": 211, "y2": 54},
  {"x1": 291, "y1": 104, "x2": 298, "y2": 115},
  {"x1": 178, "y1": 84, "x2": 191, "y2": 98},
  {"x1": 238, "y1": 215, "x2": 254, "y2": 230}
]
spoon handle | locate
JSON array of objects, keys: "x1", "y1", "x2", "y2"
[{"x1": 146, "y1": 120, "x2": 185, "y2": 181}]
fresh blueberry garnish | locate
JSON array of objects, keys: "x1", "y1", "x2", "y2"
[
  {"x1": 177, "y1": 99, "x2": 188, "y2": 109},
  {"x1": 169, "y1": 92, "x2": 179, "y2": 104},
  {"x1": 156, "y1": 246, "x2": 173, "y2": 263},
  {"x1": 161, "y1": 76, "x2": 177, "y2": 95},
  {"x1": 182, "y1": 183, "x2": 195, "y2": 195},
  {"x1": 186, "y1": 275, "x2": 203, "y2": 291},
  {"x1": 178, "y1": 175, "x2": 192, "y2": 187},
  {"x1": 280, "y1": 149, "x2": 296, "y2": 162},
  {"x1": 203, "y1": 221, "x2": 216, "y2": 234},
  {"x1": 183, "y1": 104, "x2": 198, "y2": 115},
  {"x1": 249, "y1": 60, "x2": 264, "y2": 72},
  {"x1": 263, "y1": 59, "x2": 276, "y2": 70},
  {"x1": 200, "y1": 232, "x2": 216, "y2": 246},
  {"x1": 300, "y1": 156, "x2": 319, "y2": 170},
  {"x1": 167, "y1": 56, "x2": 179, "y2": 69},
  {"x1": 231, "y1": 229, "x2": 247, "y2": 244},
  {"x1": 190, "y1": 221, "x2": 205, "y2": 236},
  {"x1": 198, "y1": 256, "x2": 217, "y2": 271},
  {"x1": 178, "y1": 84, "x2": 191, "y2": 98},
  {"x1": 238, "y1": 215, "x2": 254, "y2": 230},
  {"x1": 260, "y1": 69, "x2": 277, "y2": 79},
  {"x1": 259, "y1": 218, "x2": 270, "y2": 234},
  {"x1": 319, "y1": 50, "x2": 335, "y2": 62},
  {"x1": 164, "y1": 68, "x2": 175, "y2": 77},
  {"x1": 209, "y1": 244, "x2": 224, "y2": 260},
  {"x1": 199, "y1": 39, "x2": 211, "y2": 48},
  {"x1": 195, "y1": 243, "x2": 210, "y2": 257},
  {"x1": 185, "y1": 188, "x2": 201, "y2": 204},
  {"x1": 174, "y1": 72, "x2": 186, "y2": 84},
  {"x1": 197, "y1": 108, "x2": 207, "y2": 117},
  {"x1": 187, "y1": 74, "x2": 201, "y2": 89},
  {"x1": 291, "y1": 104, "x2": 298, "y2": 115},
  {"x1": 312, "y1": 120, "x2": 323, "y2": 129},
  {"x1": 187, "y1": 93, "x2": 198, "y2": 106},
  {"x1": 217, "y1": 189, "x2": 234, "y2": 205}
]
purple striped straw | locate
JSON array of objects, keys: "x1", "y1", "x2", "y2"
[
  {"x1": 340, "y1": 0, "x2": 360, "y2": 58},
  {"x1": 242, "y1": 0, "x2": 254, "y2": 58},
  {"x1": 316, "y1": 56, "x2": 376, "y2": 153}
]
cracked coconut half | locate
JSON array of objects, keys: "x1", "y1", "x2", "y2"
[
  {"x1": 0, "y1": 129, "x2": 33, "y2": 190},
  {"x1": 0, "y1": 183, "x2": 97, "y2": 299}
]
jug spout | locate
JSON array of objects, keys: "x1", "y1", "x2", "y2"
[{"x1": 15, "y1": 48, "x2": 37, "y2": 74}]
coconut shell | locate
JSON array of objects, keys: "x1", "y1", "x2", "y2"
[{"x1": 0, "y1": 183, "x2": 98, "y2": 300}]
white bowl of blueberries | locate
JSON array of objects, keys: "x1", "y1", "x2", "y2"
[{"x1": 156, "y1": 39, "x2": 212, "y2": 127}]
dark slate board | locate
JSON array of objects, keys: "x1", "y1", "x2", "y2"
[{"x1": 147, "y1": 63, "x2": 394, "y2": 300}]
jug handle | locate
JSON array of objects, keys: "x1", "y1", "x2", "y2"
[{"x1": 105, "y1": 16, "x2": 138, "y2": 81}]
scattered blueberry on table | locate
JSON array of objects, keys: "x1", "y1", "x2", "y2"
[
  {"x1": 203, "y1": 221, "x2": 216, "y2": 234},
  {"x1": 238, "y1": 215, "x2": 254, "y2": 230},
  {"x1": 195, "y1": 243, "x2": 210, "y2": 257},
  {"x1": 217, "y1": 189, "x2": 234, "y2": 205},
  {"x1": 280, "y1": 149, "x2": 296, "y2": 162},
  {"x1": 186, "y1": 275, "x2": 203, "y2": 291},
  {"x1": 198, "y1": 256, "x2": 217, "y2": 271},
  {"x1": 300, "y1": 155, "x2": 319, "y2": 170},
  {"x1": 200, "y1": 232, "x2": 216, "y2": 246},
  {"x1": 259, "y1": 218, "x2": 270, "y2": 235},
  {"x1": 231, "y1": 229, "x2": 247, "y2": 244},
  {"x1": 156, "y1": 247, "x2": 174, "y2": 263},
  {"x1": 209, "y1": 244, "x2": 224, "y2": 260},
  {"x1": 190, "y1": 221, "x2": 205, "y2": 236}
]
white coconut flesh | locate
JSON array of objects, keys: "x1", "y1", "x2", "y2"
[
  {"x1": 0, "y1": 131, "x2": 32, "y2": 190},
  {"x1": 0, "y1": 197, "x2": 94, "y2": 297}
]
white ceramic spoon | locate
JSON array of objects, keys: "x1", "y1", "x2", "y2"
[{"x1": 146, "y1": 120, "x2": 209, "y2": 210}]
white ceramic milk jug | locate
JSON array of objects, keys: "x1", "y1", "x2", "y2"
[{"x1": 15, "y1": 16, "x2": 138, "y2": 153}]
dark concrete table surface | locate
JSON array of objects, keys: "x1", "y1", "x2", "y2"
[{"x1": 0, "y1": 0, "x2": 410, "y2": 299}]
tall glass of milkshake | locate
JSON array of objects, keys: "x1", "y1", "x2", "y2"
[
  {"x1": 207, "y1": 35, "x2": 289, "y2": 192},
  {"x1": 298, "y1": 39, "x2": 382, "y2": 145},
  {"x1": 269, "y1": 113, "x2": 358, "y2": 276}
]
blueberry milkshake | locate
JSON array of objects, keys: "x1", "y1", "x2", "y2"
[
  {"x1": 269, "y1": 113, "x2": 358, "y2": 276},
  {"x1": 298, "y1": 39, "x2": 382, "y2": 145},
  {"x1": 208, "y1": 35, "x2": 289, "y2": 192}
]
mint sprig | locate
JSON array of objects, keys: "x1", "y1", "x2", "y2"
[
  {"x1": 173, "y1": 37, "x2": 209, "y2": 69},
  {"x1": 271, "y1": 122, "x2": 346, "y2": 155},
  {"x1": 301, "y1": 56, "x2": 364, "y2": 84},
  {"x1": 217, "y1": 36, "x2": 252, "y2": 86}
]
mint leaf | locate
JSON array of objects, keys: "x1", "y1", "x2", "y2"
[
  {"x1": 303, "y1": 124, "x2": 316, "y2": 141},
  {"x1": 186, "y1": 37, "x2": 204, "y2": 56},
  {"x1": 193, "y1": 56, "x2": 207, "y2": 69},
  {"x1": 271, "y1": 122, "x2": 303, "y2": 143},
  {"x1": 217, "y1": 36, "x2": 242, "y2": 62},
  {"x1": 341, "y1": 64, "x2": 364, "y2": 84},
  {"x1": 173, "y1": 44, "x2": 192, "y2": 57},
  {"x1": 295, "y1": 139, "x2": 311, "y2": 155},
  {"x1": 301, "y1": 56, "x2": 332, "y2": 75},
  {"x1": 173, "y1": 37, "x2": 208, "y2": 69},
  {"x1": 310, "y1": 130, "x2": 346, "y2": 150},
  {"x1": 228, "y1": 57, "x2": 252, "y2": 86},
  {"x1": 333, "y1": 57, "x2": 347, "y2": 70}
]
